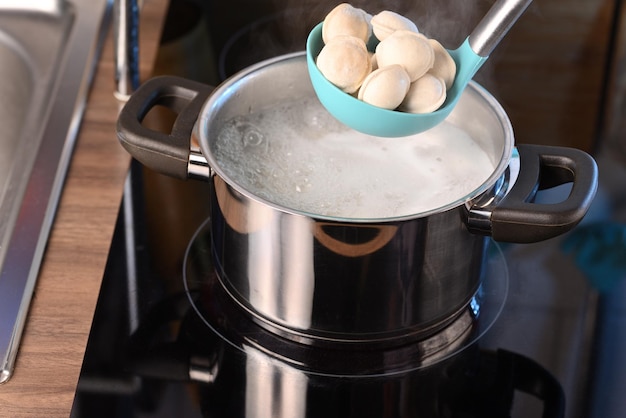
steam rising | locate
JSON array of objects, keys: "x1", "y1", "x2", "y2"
[
  {"x1": 270, "y1": 0, "x2": 491, "y2": 45},
  {"x1": 219, "y1": 0, "x2": 495, "y2": 79}
]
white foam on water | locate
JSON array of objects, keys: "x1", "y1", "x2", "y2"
[{"x1": 213, "y1": 97, "x2": 495, "y2": 219}]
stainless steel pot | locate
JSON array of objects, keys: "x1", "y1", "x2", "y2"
[{"x1": 117, "y1": 52, "x2": 597, "y2": 345}]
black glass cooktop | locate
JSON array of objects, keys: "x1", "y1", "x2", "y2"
[{"x1": 69, "y1": 155, "x2": 626, "y2": 417}]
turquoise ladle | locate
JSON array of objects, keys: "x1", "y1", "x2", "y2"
[{"x1": 306, "y1": 0, "x2": 533, "y2": 137}]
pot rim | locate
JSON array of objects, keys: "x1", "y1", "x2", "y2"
[{"x1": 197, "y1": 52, "x2": 514, "y2": 223}]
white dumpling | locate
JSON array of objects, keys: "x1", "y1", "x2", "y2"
[
  {"x1": 322, "y1": 3, "x2": 372, "y2": 44},
  {"x1": 317, "y1": 36, "x2": 372, "y2": 94},
  {"x1": 375, "y1": 30, "x2": 434, "y2": 82},
  {"x1": 371, "y1": 10, "x2": 418, "y2": 41},
  {"x1": 358, "y1": 65, "x2": 411, "y2": 109},
  {"x1": 428, "y1": 39, "x2": 457, "y2": 90},
  {"x1": 400, "y1": 74, "x2": 447, "y2": 113}
]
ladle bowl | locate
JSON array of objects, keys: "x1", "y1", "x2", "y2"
[{"x1": 306, "y1": 0, "x2": 533, "y2": 137}]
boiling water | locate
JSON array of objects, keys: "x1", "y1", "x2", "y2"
[{"x1": 213, "y1": 97, "x2": 496, "y2": 219}]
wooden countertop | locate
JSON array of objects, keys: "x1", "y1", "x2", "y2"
[{"x1": 0, "y1": 0, "x2": 168, "y2": 415}]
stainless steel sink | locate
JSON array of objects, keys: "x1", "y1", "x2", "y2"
[{"x1": 0, "y1": 0, "x2": 111, "y2": 384}]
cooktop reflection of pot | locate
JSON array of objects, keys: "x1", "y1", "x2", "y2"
[
  {"x1": 124, "y1": 218, "x2": 564, "y2": 418},
  {"x1": 71, "y1": 180, "x2": 568, "y2": 417}
]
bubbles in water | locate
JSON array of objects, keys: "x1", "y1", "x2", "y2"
[
  {"x1": 242, "y1": 127, "x2": 264, "y2": 147},
  {"x1": 213, "y1": 97, "x2": 495, "y2": 218}
]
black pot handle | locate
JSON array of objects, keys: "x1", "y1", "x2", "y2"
[
  {"x1": 489, "y1": 144, "x2": 598, "y2": 243},
  {"x1": 117, "y1": 75, "x2": 214, "y2": 179}
]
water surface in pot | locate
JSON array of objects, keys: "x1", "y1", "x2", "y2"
[{"x1": 213, "y1": 95, "x2": 495, "y2": 219}]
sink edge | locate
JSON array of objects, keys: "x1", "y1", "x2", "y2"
[{"x1": 0, "y1": 0, "x2": 113, "y2": 384}]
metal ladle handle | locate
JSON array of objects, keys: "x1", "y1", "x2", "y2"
[{"x1": 469, "y1": 0, "x2": 533, "y2": 57}]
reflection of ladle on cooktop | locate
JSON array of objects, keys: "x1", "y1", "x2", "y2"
[{"x1": 182, "y1": 217, "x2": 509, "y2": 376}]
